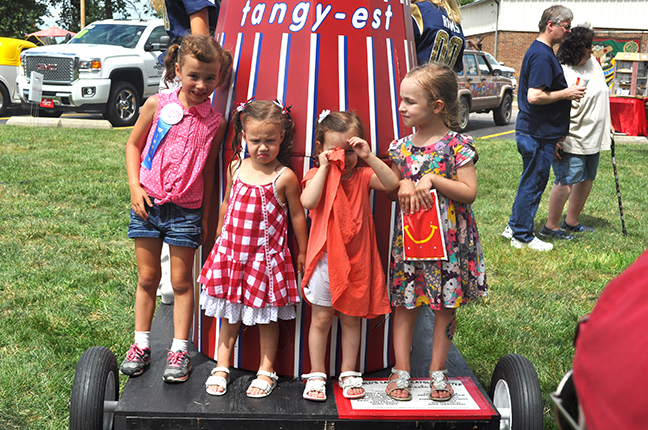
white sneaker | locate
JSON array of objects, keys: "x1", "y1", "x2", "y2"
[
  {"x1": 502, "y1": 225, "x2": 513, "y2": 240},
  {"x1": 510, "y1": 236, "x2": 553, "y2": 252}
]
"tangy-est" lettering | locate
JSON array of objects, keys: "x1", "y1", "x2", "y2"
[{"x1": 239, "y1": 1, "x2": 395, "y2": 33}]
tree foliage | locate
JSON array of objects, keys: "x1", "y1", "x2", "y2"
[
  {"x1": 48, "y1": 0, "x2": 134, "y2": 33},
  {"x1": 0, "y1": 0, "x2": 48, "y2": 39}
]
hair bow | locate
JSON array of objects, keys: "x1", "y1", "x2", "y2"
[
  {"x1": 273, "y1": 99, "x2": 292, "y2": 118},
  {"x1": 318, "y1": 109, "x2": 331, "y2": 123},
  {"x1": 236, "y1": 96, "x2": 255, "y2": 112}
]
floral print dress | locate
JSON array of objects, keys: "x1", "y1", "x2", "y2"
[{"x1": 388, "y1": 131, "x2": 487, "y2": 310}]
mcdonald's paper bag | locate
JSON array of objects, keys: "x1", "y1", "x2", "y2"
[{"x1": 402, "y1": 190, "x2": 447, "y2": 261}]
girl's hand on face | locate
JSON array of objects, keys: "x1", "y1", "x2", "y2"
[
  {"x1": 414, "y1": 174, "x2": 435, "y2": 210},
  {"x1": 348, "y1": 136, "x2": 371, "y2": 159},
  {"x1": 397, "y1": 179, "x2": 419, "y2": 214},
  {"x1": 318, "y1": 149, "x2": 333, "y2": 169},
  {"x1": 130, "y1": 187, "x2": 152, "y2": 220}
]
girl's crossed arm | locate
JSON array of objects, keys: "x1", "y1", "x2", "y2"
[
  {"x1": 125, "y1": 95, "x2": 159, "y2": 220},
  {"x1": 348, "y1": 137, "x2": 399, "y2": 193},
  {"x1": 278, "y1": 170, "x2": 309, "y2": 274}
]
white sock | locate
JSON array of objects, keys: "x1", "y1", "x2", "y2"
[
  {"x1": 170, "y1": 338, "x2": 188, "y2": 353},
  {"x1": 134, "y1": 331, "x2": 150, "y2": 349}
]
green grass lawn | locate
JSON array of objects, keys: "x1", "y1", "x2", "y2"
[{"x1": 0, "y1": 125, "x2": 646, "y2": 429}]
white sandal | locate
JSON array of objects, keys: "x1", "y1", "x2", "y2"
[
  {"x1": 205, "y1": 367, "x2": 230, "y2": 396},
  {"x1": 386, "y1": 368, "x2": 412, "y2": 401},
  {"x1": 338, "y1": 371, "x2": 365, "y2": 399},
  {"x1": 247, "y1": 370, "x2": 278, "y2": 398},
  {"x1": 429, "y1": 369, "x2": 454, "y2": 402},
  {"x1": 302, "y1": 372, "x2": 327, "y2": 401}
]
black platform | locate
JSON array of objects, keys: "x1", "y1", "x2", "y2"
[{"x1": 114, "y1": 304, "x2": 499, "y2": 429}]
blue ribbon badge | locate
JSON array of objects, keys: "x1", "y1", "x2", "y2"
[{"x1": 141, "y1": 103, "x2": 184, "y2": 170}]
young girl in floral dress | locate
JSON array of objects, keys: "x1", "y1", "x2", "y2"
[{"x1": 387, "y1": 63, "x2": 487, "y2": 402}]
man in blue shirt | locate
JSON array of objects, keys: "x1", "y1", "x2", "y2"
[{"x1": 502, "y1": 5, "x2": 585, "y2": 251}]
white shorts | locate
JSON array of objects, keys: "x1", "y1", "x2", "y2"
[{"x1": 303, "y1": 253, "x2": 332, "y2": 307}]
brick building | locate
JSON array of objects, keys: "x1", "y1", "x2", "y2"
[{"x1": 460, "y1": 0, "x2": 648, "y2": 93}]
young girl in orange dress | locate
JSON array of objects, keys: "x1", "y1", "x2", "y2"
[{"x1": 300, "y1": 111, "x2": 399, "y2": 401}]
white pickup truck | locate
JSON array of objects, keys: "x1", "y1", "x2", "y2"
[{"x1": 16, "y1": 19, "x2": 168, "y2": 127}]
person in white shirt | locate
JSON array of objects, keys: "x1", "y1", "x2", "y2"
[{"x1": 540, "y1": 25, "x2": 613, "y2": 239}]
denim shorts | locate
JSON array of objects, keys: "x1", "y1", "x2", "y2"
[
  {"x1": 553, "y1": 152, "x2": 600, "y2": 186},
  {"x1": 128, "y1": 201, "x2": 202, "y2": 249}
]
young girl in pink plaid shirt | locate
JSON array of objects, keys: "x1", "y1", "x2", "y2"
[
  {"x1": 122, "y1": 34, "x2": 231, "y2": 383},
  {"x1": 199, "y1": 100, "x2": 308, "y2": 398}
]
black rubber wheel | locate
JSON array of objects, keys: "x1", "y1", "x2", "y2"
[
  {"x1": 105, "y1": 81, "x2": 140, "y2": 127},
  {"x1": 457, "y1": 96, "x2": 470, "y2": 132},
  {"x1": 69, "y1": 346, "x2": 120, "y2": 430},
  {"x1": 489, "y1": 354, "x2": 543, "y2": 430},
  {"x1": 493, "y1": 92, "x2": 513, "y2": 126},
  {"x1": 0, "y1": 83, "x2": 10, "y2": 117}
]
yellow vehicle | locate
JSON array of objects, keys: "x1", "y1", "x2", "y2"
[{"x1": 0, "y1": 37, "x2": 36, "y2": 116}]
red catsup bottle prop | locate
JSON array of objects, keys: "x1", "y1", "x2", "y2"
[{"x1": 196, "y1": 0, "x2": 416, "y2": 378}]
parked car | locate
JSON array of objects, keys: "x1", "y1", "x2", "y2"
[
  {"x1": 16, "y1": 19, "x2": 168, "y2": 126},
  {"x1": 0, "y1": 38, "x2": 36, "y2": 116},
  {"x1": 483, "y1": 51, "x2": 517, "y2": 90},
  {"x1": 456, "y1": 49, "x2": 515, "y2": 132}
]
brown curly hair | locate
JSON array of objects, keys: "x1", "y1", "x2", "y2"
[
  {"x1": 163, "y1": 34, "x2": 232, "y2": 88},
  {"x1": 313, "y1": 110, "x2": 364, "y2": 163},
  {"x1": 231, "y1": 100, "x2": 295, "y2": 168}
]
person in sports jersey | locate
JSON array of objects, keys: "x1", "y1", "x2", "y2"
[{"x1": 410, "y1": 0, "x2": 465, "y2": 73}]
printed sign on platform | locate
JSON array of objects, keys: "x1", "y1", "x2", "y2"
[{"x1": 334, "y1": 377, "x2": 498, "y2": 421}]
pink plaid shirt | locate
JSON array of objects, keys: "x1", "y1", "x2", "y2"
[{"x1": 139, "y1": 89, "x2": 222, "y2": 209}]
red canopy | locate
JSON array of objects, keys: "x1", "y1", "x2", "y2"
[{"x1": 26, "y1": 26, "x2": 76, "y2": 38}]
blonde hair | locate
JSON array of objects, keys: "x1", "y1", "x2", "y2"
[
  {"x1": 412, "y1": 0, "x2": 461, "y2": 24},
  {"x1": 149, "y1": 0, "x2": 164, "y2": 14},
  {"x1": 405, "y1": 62, "x2": 459, "y2": 130}
]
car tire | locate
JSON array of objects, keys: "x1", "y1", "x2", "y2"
[
  {"x1": 493, "y1": 92, "x2": 512, "y2": 126},
  {"x1": 0, "y1": 83, "x2": 11, "y2": 117},
  {"x1": 39, "y1": 109, "x2": 63, "y2": 118},
  {"x1": 105, "y1": 81, "x2": 140, "y2": 127},
  {"x1": 457, "y1": 96, "x2": 470, "y2": 132}
]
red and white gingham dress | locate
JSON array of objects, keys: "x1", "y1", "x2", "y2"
[{"x1": 199, "y1": 166, "x2": 299, "y2": 325}]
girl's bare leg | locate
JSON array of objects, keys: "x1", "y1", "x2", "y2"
[
  {"x1": 168, "y1": 244, "x2": 197, "y2": 341},
  {"x1": 134, "y1": 238, "x2": 163, "y2": 332},
  {"x1": 387, "y1": 306, "x2": 419, "y2": 399},
  {"x1": 306, "y1": 304, "x2": 335, "y2": 399},
  {"x1": 207, "y1": 319, "x2": 242, "y2": 394},
  {"x1": 247, "y1": 321, "x2": 280, "y2": 396},
  {"x1": 430, "y1": 307, "x2": 456, "y2": 400},
  {"x1": 338, "y1": 313, "x2": 363, "y2": 396}
]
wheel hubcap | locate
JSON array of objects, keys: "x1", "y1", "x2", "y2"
[
  {"x1": 116, "y1": 90, "x2": 136, "y2": 121},
  {"x1": 493, "y1": 379, "x2": 512, "y2": 430},
  {"x1": 102, "y1": 370, "x2": 117, "y2": 430}
]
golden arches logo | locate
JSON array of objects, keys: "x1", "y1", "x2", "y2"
[{"x1": 404, "y1": 223, "x2": 437, "y2": 244}]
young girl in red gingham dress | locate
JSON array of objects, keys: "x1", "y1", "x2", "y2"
[{"x1": 198, "y1": 100, "x2": 308, "y2": 398}]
